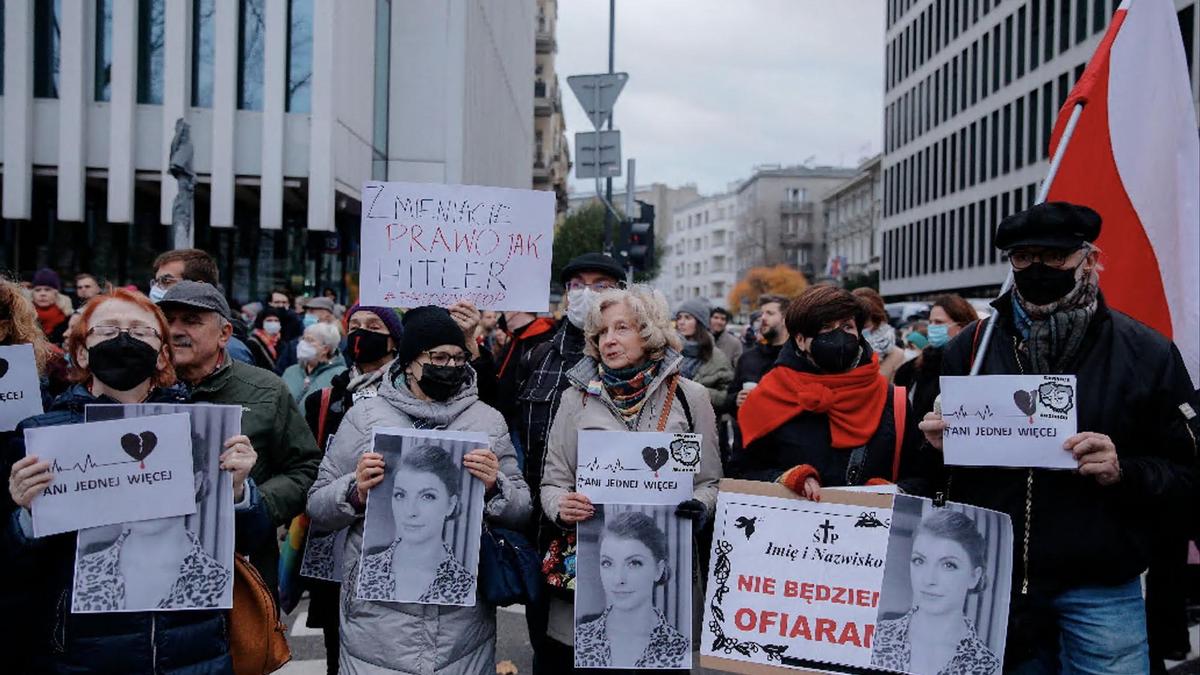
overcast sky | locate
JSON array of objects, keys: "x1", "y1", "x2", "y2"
[{"x1": 555, "y1": 0, "x2": 885, "y2": 196}]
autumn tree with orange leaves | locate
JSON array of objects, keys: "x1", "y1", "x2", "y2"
[{"x1": 727, "y1": 264, "x2": 809, "y2": 313}]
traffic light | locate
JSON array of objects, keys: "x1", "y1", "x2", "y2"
[{"x1": 626, "y1": 200, "x2": 655, "y2": 272}]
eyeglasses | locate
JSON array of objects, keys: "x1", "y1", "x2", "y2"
[
  {"x1": 422, "y1": 350, "x2": 469, "y2": 367},
  {"x1": 565, "y1": 280, "x2": 623, "y2": 293},
  {"x1": 87, "y1": 325, "x2": 162, "y2": 343},
  {"x1": 1008, "y1": 247, "x2": 1083, "y2": 270},
  {"x1": 150, "y1": 274, "x2": 181, "y2": 288}
]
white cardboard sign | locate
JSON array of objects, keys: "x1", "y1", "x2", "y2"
[
  {"x1": 26, "y1": 413, "x2": 197, "y2": 537},
  {"x1": 940, "y1": 375, "x2": 1078, "y2": 469},
  {"x1": 358, "y1": 181, "x2": 555, "y2": 311},
  {"x1": 576, "y1": 431, "x2": 698, "y2": 505},
  {"x1": 0, "y1": 344, "x2": 45, "y2": 431}
]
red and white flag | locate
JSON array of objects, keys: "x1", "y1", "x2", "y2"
[{"x1": 1046, "y1": 0, "x2": 1199, "y2": 386}]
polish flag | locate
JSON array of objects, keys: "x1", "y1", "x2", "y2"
[{"x1": 1046, "y1": 0, "x2": 1199, "y2": 385}]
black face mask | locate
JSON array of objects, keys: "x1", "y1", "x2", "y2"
[
  {"x1": 417, "y1": 364, "x2": 468, "y2": 401},
  {"x1": 1014, "y1": 263, "x2": 1078, "y2": 306},
  {"x1": 87, "y1": 333, "x2": 160, "y2": 391},
  {"x1": 808, "y1": 330, "x2": 862, "y2": 373},
  {"x1": 347, "y1": 329, "x2": 392, "y2": 365}
]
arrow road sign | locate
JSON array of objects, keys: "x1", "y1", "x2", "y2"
[
  {"x1": 575, "y1": 130, "x2": 622, "y2": 180},
  {"x1": 567, "y1": 72, "x2": 629, "y2": 130}
]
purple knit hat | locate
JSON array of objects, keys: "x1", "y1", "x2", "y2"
[
  {"x1": 344, "y1": 304, "x2": 405, "y2": 345},
  {"x1": 32, "y1": 268, "x2": 61, "y2": 290}
]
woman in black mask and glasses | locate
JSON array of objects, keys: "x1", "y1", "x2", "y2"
[
  {"x1": 306, "y1": 305, "x2": 531, "y2": 673},
  {"x1": 4, "y1": 288, "x2": 260, "y2": 673},
  {"x1": 732, "y1": 285, "x2": 934, "y2": 500}
]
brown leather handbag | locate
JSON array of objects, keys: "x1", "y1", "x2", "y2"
[{"x1": 230, "y1": 555, "x2": 292, "y2": 675}]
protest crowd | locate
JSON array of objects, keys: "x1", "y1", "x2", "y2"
[{"x1": 0, "y1": 197, "x2": 1197, "y2": 675}]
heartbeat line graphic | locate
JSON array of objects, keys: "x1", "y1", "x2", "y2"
[
  {"x1": 942, "y1": 404, "x2": 995, "y2": 421},
  {"x1": 50, "y1": 455, "x2": 138, "y2": 474},
  {"x1": 581, "y1": 457, "x2": 637, "y2": 473}
]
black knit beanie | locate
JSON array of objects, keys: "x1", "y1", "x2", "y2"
[{"x1": 397, "y1": 306, "x2": 467, "y2": 367}]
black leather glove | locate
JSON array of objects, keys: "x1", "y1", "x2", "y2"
[{"x1": 675, "y1": 499, "x2": 708, "y2": 528}]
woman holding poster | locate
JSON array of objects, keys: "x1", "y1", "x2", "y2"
[
  {"x1": 539, "y1": 284, "x2": 723, "y2": 670},
  {"x1": 871, "y1": 509, "x2": 1001, "y2": 674},
  {"x1": 733, "y1": 286, "x2": 932, "y2": 498},
  {"x1": 2, "y1": 289, "x2": 259, "y2": 673},
  {"x1": 306, "y1": 305, "x2": 530, "y2": 674}
]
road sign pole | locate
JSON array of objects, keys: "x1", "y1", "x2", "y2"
[{"x1": 603, "y1": 0, "x2": 616, "y2": 254}]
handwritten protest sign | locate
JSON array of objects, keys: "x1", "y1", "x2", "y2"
[
  {"x1": 0, "y1": 344, "x2": 44, "y2": 431},
  {"x1": 26, "y1": 413, "x2": 197, "y2": 537},
  {"x1": 359, "y1": 181, "x2": 555, "y2": 311},
  {"x1": 701, "y1": 480, "x2": 892, "y2": 674},
  {"x1": 940, "y1": 375, "x2": 1078, "y2": 469},
  {"x1": 576, "y1": 431, "x2": 698, "y2": 505}
]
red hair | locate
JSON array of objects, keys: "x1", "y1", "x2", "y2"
[{"x1": 68, "y1": 289, "x2": 176, "y2": 388}]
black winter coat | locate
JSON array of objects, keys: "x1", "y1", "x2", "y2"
[
  {"x1": 731, "y1": 341, "x2": 934, "y2": 495},
  {"x1": 939, "y1": 293, "x2": 1199, "y2": 594},
  {"x1": 0, "y1": 385, "x2": 268, "y2": 674},
  {"x1": 725, "y1": 341, "x2": 785, "y2": 414},
  {"x1": 892, "y1": 345, "x2": 943, "y2": 422}
]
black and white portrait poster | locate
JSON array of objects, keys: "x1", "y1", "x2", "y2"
[
  {"x1": 302, "y1": 528, "x2": 348, "y2": 582},
  {"x1": 72, "y1": 404, "x2": 240, "y2": 613},
  {"x1": 870, "y1": 494, "x2": 1012, "y2": 675},
  {"x1": 0, "y1": 343, "x2": 44, "y2": 431},
  {"x1": 574, "y1": 503, "x2": 693, "y2": 669},
  {"x1": 356, "y1": 427, "x2": 487, "y2": 606}
]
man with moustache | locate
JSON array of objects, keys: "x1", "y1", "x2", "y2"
[{"x1": 158, "y1": 281, "x2": 320, "y2": 591}]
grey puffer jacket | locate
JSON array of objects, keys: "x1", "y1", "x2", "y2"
[
  {"x1": 540, "y1": 350, "x2": 723, "y2": 646},
  {"x1": 306, "y1": 367, "x2": 531, "y2": 675}
]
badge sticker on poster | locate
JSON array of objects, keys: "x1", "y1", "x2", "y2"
[
  {"x1": 72, "y1": 404, "x2": 241, "y2": 613},
  {"x1": 26, "y1": 413, "x2": 197, "y2": 537},
  {"x1": 0, "y1": 344, "x2": 44, "y2": 432},
  {"x1": 358, "y1": 181, "x2": 555, "y2": 311},
  {"x1": 356, "y1": 427, "x2": 487, "y2": 606},
  {"x1": 940, "y1": 375, "x2": 1078, "y2": 469},
  {"x1": 577, "y1": 431, "x2": 697, "y2": 504}
]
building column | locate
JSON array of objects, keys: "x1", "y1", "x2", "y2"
[
  {"x1": 210, "y1": 0, "x2": 238, "y2": 228},
  {"x1": 108, "y1": 0, "x2": 138, "y2": 224},
  {"x1": 57, "y1": 0, "x2": 88, "y2": 223},
  {"x1": 260, "y1": 0, "x2": 287, "y2": 230},
  {"x1": 3, "y1": 0, "x2": 33, "y2": 221},
  {"x1": 160, "y1": 0, "x2": 193, "y2": 226},
  {"x1": 307, "y1": 0, "x2": 335, "y2": 232}
]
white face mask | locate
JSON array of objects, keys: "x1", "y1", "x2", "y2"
[
  {"x1": 149, "y1": 284, "x2": 168, "y2": 303},
  {"x1": 263, "y1": 320, "x2": 281, "y2": 336},
  {"x1": 296, "y1": 340, "x2": 319, "y2": 363},
  {"x1": 566, "y1": 288, "x2": 595, "y2": 330},
  {"x1": 903, "y1": 349, "x2": 920, "y2": 362}
]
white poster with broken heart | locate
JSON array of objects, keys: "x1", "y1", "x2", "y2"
[
  {"x1": 575, "y1": 431, "x2": 697, "y2": 505},
  {"x1": 24, "y1": 413, "x2": 197, "y2": 537},
  {"x1": 0, "y1": 343, "x2": 45, "y2": 432}
]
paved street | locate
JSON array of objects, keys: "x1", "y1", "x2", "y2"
[{"x1": 278, "y1": 595, "x2": 1200, "y2": 674}]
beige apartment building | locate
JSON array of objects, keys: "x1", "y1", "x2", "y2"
[{"x1": 534, "y1": 0, "x2": 571, "y2": 214}]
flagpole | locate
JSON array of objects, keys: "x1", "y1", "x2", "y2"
[{"x1": 968, "y1": 102, "x2": 1086, "y2": 375}]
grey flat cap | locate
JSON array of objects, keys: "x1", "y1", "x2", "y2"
[{"x1": 158, "y1": 280, "x2": 232, "y2": 321}]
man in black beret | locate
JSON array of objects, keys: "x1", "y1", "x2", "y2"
[
  {"x1": 514, "y1": 252, "x2": 623, "y2": 673},
  {"x1": 920, "y1": 201, "x2": 1198, "y2": 672}
]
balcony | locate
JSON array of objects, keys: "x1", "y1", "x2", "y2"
[
  {"x1": 780, "y1": 200, "x2": 814, "y2": 215},
  {"x1": 534, "y1": 82, "x2": 556, "y2": 117},
  {"x1": 780, "y1": 231, "x2": 815, "y2": 248},
  {"x1": 536, "y1": 30, "x2": 556, "y2": 54}
]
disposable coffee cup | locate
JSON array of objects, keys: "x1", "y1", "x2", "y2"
[{"x1": 742, "y1": 382, "x2": 758, "y2": 392}]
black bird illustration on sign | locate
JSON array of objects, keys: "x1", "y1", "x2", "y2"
[{"x1": 734, "y1": 516, "x2": 758, "y2": 540}]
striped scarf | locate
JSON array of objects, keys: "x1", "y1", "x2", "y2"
[{"x1": 599, "y1": 360, "x2": 659, "y2": 421}]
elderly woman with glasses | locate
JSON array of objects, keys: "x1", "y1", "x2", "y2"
[
  {"x1": 538, "y1": 284, "x2": 723, "y2": 670},
  {"x1": 307, "y1": 305, "x2": 530, "y2": 674},
  {"x1": 3, "y1": 288, "x2": 262, "y2": 673}
]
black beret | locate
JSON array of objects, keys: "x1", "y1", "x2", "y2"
[
  {"x1": 559, "y1": 252, "x2": 625, "y2": 286},
  {"x1": 994, "y1": 201, "x2": 1101, "y2": 250}
]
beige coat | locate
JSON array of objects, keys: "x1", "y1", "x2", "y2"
[{"x1": 539, "y1": 350, "x2": 723, "y2": 646}]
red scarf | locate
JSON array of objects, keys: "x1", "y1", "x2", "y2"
[
  {"x1": 739, "y1": 354, "x2": 888, "y2": 449},
  {"x1": 253, "y1": 329, "x2": 280, "y2": 360},
  {"x1": 36, "y1": 304, "x2": 67, "y2": 336}
]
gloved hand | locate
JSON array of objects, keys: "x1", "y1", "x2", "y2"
[{"x1": 675, "y1": 499, "x2": 708, "y2": 528}]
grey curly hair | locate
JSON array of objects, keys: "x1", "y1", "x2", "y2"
[{"x1": 583, "y1": 285, "x2": 682, "y2": 363}]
